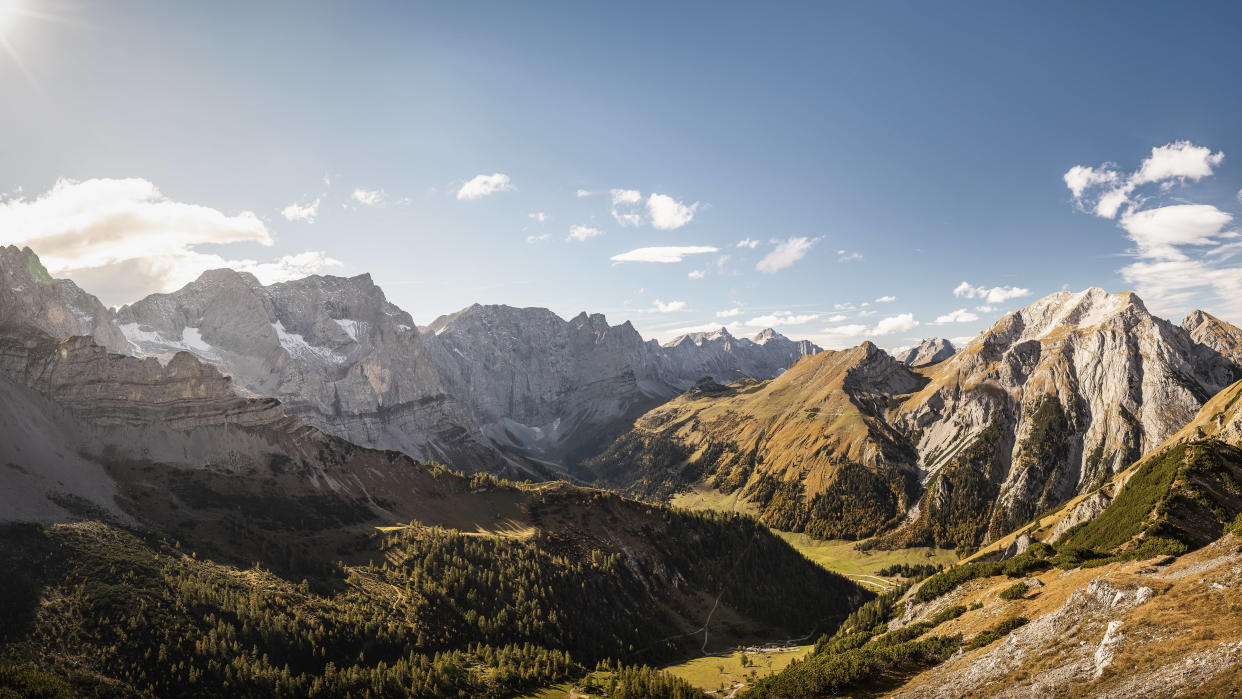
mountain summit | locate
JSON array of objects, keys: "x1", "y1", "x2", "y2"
[{"x1": 592, "y1": 287, "x2": 1242, "y2": 550}]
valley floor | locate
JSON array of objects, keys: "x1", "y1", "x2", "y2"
[{"x1": 671, "y1": 484, "x2": 959, "y2": 591}]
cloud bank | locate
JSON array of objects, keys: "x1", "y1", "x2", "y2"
[{"x1": 0, "y1": 178, "x2": 339, "y2": 306}]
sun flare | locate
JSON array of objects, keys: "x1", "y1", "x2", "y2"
[{"x1": 0, "y1": 0, "x2": 21, "y2": 33}]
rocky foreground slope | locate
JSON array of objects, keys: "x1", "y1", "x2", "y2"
[
  {"x1": 744, "y1": 384, "x2": 1242, "y2": 698},
  {"x1": 594, "y1": 287, "x2": 1242, "y2": 551}
]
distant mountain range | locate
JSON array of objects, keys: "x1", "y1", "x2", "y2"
[{"x1": 0, "y1": 245, "x2": 821, "y2": 476}]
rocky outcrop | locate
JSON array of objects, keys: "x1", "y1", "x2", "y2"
[
  {"x1": 896, "y1": 338, "x2": 956, "y2": 367},
  {"x1": 895, "y1": 287, "x2": 1242, "y2": 545},
  {"x1": 424, "y1": 304, "x2": 673, "y2": 465},
  {"x1": 112, "y1": 269, "x2": 519, "y2": 475},
  {"x1": 0, "y1": 331, "x2": 287, "y2": 432},
  {"x1": 423, "y1": 305, "x2": 821, "y2": 465},
  {"x1": 1048, "y1": 491, "x2": 1113, "y2": 541},
  {"x1": 0, "y1": 245, "x2": 127, "y2": 353}
]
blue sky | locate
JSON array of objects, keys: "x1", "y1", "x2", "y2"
[{"x1": 2, "y1": 1, "x2": 1241, "y2": 349}]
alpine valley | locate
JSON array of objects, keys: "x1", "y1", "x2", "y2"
[{"x1": 3, "y1": 238, "x2": 1242, "y2": 698}]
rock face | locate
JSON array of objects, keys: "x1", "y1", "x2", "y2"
[
  {"x1": 112, "y1": 269, "x2": 519, "y2": 475},
  {"x1": 594, "y1": 287, "x2": 1242, "y2": 550},
  {"x1": 895, "y1": 287, "x2": 1242, "y2": 545},
  {"x1": 423, "y1": 305, "x2": 821, "y2": 465},
  {"x1": 1182, "y1": 309, "x2": 1242, "y2": 366},
  {"x1": 0, "y1": 246, "x2": 127, "y2": 353},
  {"x1": 896, "y1": 338, "x2": 956, "y2": 367},
  {"x1": 657, "y1": 326, "x2": 822, "y2": 387}
]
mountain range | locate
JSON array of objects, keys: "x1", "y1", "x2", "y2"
[
  {"x1": 5, "y1": 242, "x2": 1242, "y2": 696},
  {"x1": 589, "y1": 286, "x2": 1242, "y2": 552},
  {"x1": 0, "y1": 245, "x2": 820, "y2": 478}
]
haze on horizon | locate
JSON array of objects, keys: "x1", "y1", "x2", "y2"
[{"x1": 1, "y1": 1, "x2": 1241, "y2": 350}]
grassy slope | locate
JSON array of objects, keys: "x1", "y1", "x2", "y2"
[
  {"x1": 672, "y1": 483, "x2": 957, "y2": 591},
  {"x1": 590, "y1": 345, "x2": 921, "y2": 541},
  {"x1": 661, "y1": 645, "x2": 811, "y2": 695}
]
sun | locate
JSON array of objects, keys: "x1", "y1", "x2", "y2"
[{"x1": 0, "y1": 0, "x2": 21, "y2": 33}]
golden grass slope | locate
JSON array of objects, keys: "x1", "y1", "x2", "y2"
[{"x1": 630, "y1": 342, "x2": 921, "y2": 498}]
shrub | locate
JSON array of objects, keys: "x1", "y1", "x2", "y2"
[
  {"x1": 1229, "y1": 513, "x2": 1242, "y2": 537},
  {"x1": 913, "y1": 560, "x2": 1003, "y2": 603},
  {"x1": 998, "y1": 582, "x2": 1028, "y2": 600},
  {"x1": 1002, "y1": 551, "x2": 1053, "y2": 578},
  {"x1": 965, "y1": 616, "x2": 1028, "y2": 651},
  {"x1": 930, "y1": 605, "x2": 968, "y2": 625}
]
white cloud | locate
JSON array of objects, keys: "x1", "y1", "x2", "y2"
[
  {"x1": 746, "y1": 311, "x2": 818, "y2": 327},
  {"x1": 613, "y1": 211, "x2": 642, "y2": 226},
  {"x1": 525, "y1": 233, "x2": 550, "y2": 244},
  {"x1": 576, "y1": 189, "x2": 593, "y2": 198},
  {"x1": 1065, "y1": 141, "x2": 1225, "y2": 219},
  {"x1": 1118, "y1": 204, "x2": 1233, "y2": 261},
  {"x1": 610, "y1": 189, "x2": 641, "y2": 205},
  {"x1": 609, "y1": 188, "x2": 643, "y2": 226},
  {"x1": 826, "y1": 314, "x2": 848, "y2": 322},
  {"x1": 281, "y1": 198, "x2": 320, "y2": 223},
  {"x1": 1131, "y1": 141, "x2": 1225, "y2": 186},
  {"x1": 716, "y1": 308, "x2": 742, "y2": 318},
  {"x1": 651, "y1": 299, "x2": 686, "y2": 313},
  {"x1": 757, "y1": 236, "x2": 816, "y2": 273},
  {"x1": 0, "y1": 177, "x2": 339, "y2": 306},
  {"x1": 1063, "y1": 165, "x2": 1119, "y2": 199},
  {"x1": 953, "y1": 282, "x2": 1031, "y2": 304},
  {"x1": 647, "y1": 193, "x2": 699, "y2": 230},
  {"x1": 948, "y1": 334, "x2": 979, "y2": 347},
  {"x1": 353, "y1": 188, "x2": 386, "y2": 206},
  {"x1": 837, "y1": 250, "x2": 863, "y2": 262},
  {"x1": 1065, "y1": 141, "x2": 1242, "y2": 322},
  {"x1": 567, "y1": 225, "x2": 604, "y2": 242},
  {"x1": 873, "y1": 313, "x2": 918, "y2": 335},
  {"x1": 528, "y1": 211, "x2": 548, "y2": 222},
  {"x1": 457, "y1": 173, "x2": 515, "y2": 200},
  {"x1": 611, "y1": 246, "x2": 719, "y2": 263},
  {"x1": 934, "y1": 308, "x2": 979, "y2": 324},
  {"x1": 736, "y1": 238, "x2": 760, "y2": 249},
  {"x1": 232, "y1": 251, "x2": 343, "y2": 284},
  {"x1": 1093, "y1": 185, "x2": 1135, "y2": 219},
  {"x1": 816, "y1": 323, "x2": 870, "y2": 349},
  {"x1": 875, "y1": 295, "x2": 896, "y2": 303},
  {"x1": 1121, "y1": 257, "x2": 1242, "y2": 319},
  {"x1": 976, "y1": 305, "x2": 996, "y2": 312},
  {"x1": 688, "y1": 269, "x2": 705, "y2": 279}
]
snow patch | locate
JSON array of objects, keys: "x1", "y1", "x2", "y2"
[
  {"x1": 273, "y1": 321, "x2": 349, "y2": 364},
  {"x1": 119, "y1": 323, "x2": 220, "y2": 361},
  {"x1": 334, "y1": 318, "x2": 360, "y2": 342}
]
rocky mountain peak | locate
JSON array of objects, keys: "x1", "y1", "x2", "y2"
[
  {"x1": 0, "y1": 246, "x2": 128, "y2": 353},
  {"x1": 751, "y1": 328, "x2": 780, "y2": 344},
  {"x1": 896, "y1": 337, "x2": 956, "y2": 367},
  {"x1": 1181, "y1": 309, "x2": 1242, "y2": 366},
  {"x1": 1004, "y1": 287, "x2": 1148, "y2": 342}
]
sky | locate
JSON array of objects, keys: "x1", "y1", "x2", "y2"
[{"x1": 1, "y1": 1, "x2": 1241, "y2": 351}]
